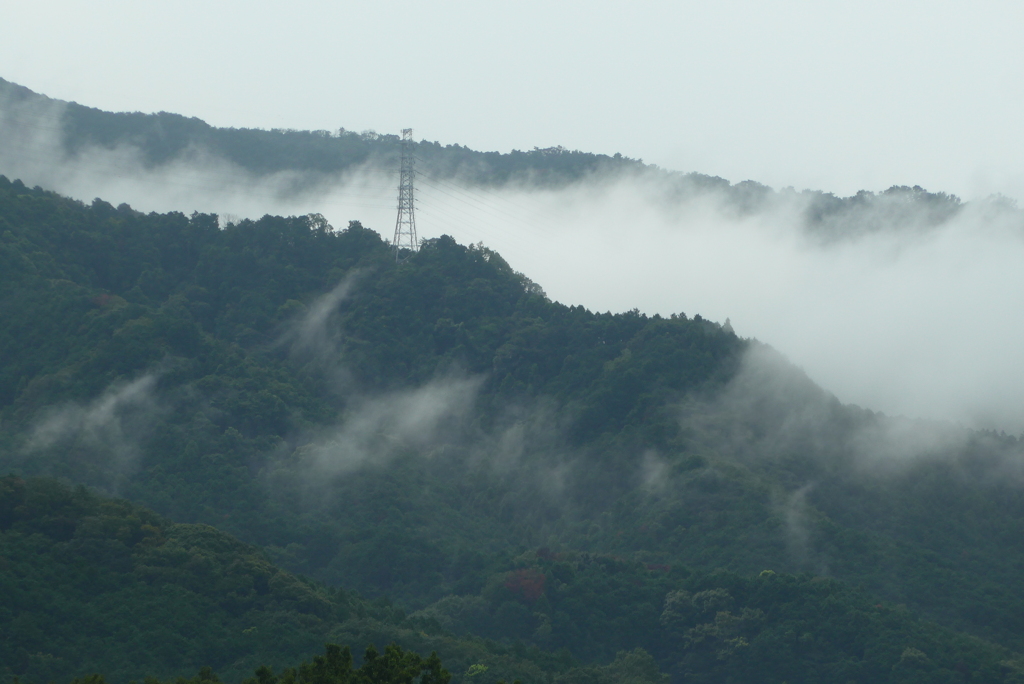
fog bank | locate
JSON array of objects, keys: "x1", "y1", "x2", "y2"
[{"x1": 3, "y1": 102, "x2": 1024, "y2": 433}]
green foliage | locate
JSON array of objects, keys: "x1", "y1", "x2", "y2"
[
  {"x1": 0, "y1": 475, "x2": 334, "y2": 683},
  {"x1": 0, "y1": 477, "x2": 556, "y2": 684},
  {"x1": 5, "y1": 478, "x2": 1022, "y2": 684},
  {"x1": 0, "y1": 174, "x2": 743, "y2": 601},
  {"x1": 554, "y1": 649, "x2": 667, "y2": 684},
  {"x1": 63, "y1": 643, "x2": 451, "y2": 684},
  {"x1": 239, "y1": 643, "x2": 451, "y2": 684},
  {"x1": 4, "y1": 175, "x2": 1024, "y2": 683}
]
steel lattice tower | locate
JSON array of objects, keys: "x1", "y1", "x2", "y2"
[{"x1": 392, "y1": 128, "x2": 418, "y2": 260}]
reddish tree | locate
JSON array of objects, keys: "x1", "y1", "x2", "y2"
[{"x1": 504, "y1": 568, "x2": 546, "y2": 603}]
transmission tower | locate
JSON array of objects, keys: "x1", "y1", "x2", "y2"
[{"x1": 392, "y1": 128, "x2": 418, "y2": 260}]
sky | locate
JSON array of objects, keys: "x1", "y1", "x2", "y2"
[
  {"x1": 2, "y1": 0, "x2": 1023, "y2": 201},
  {"x1": 3, "y1": 1, "x2": 1024, "y2": 433}
]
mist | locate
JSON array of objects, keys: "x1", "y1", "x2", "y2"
[
  {"x1": 21, "y1": 374, "x2": 163, "y2": 489},
  {"x1": 276, "y1": 275, "x2": 559, "y2": 485},
  {"x1": 4, "y1": 97, "x2": 1024, "y2": 433}
]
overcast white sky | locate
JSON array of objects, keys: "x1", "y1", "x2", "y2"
[{"x1": 3, "y1": 0, "x2": 1023, "y2": 201}]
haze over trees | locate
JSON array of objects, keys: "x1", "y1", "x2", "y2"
[
  {"x1": 4, "y1": 76, "x2": 1024, "y2": 684},
  {"x1": 2, "y1": 172, "x2": 1024, "y2": 683},
  {"x1": 0, "y1": 76, "x2": 971, "y2": 237}
]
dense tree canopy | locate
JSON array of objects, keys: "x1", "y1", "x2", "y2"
[
  {"x1": 4, "y1": 175, "x2": 1024, "y2": 683},
  {"x1": 4, "y1": 476, "x2": 1022, "y2": 684}
]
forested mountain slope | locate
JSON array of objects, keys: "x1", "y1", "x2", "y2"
[
  {"x1": 3, "y1": 175, "x2": 1024, "y2": 678},
  {"x1": 0, "y1": 76, "x2": 645, "y2": 187},
  {"x1": 0, "y1": 173, "x2": 740, "y2": 589},
  {"x1": 4, "y1": 475, "x2": 1022, "y2": 684},
  {"x1": 0, "y1": 75, "x2": 968, "y2": 232},
  {"x1": 0, "y1": 475, "x2": 576, "y2": 684}
]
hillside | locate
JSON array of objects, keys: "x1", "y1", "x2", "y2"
[
  {"x1": 0, "y1": 474, "x2": 574, "y2": 684},
  {"x1": 0, "y1": 173, "x2": 742, "y2": 585},
  {"x1": 4, "y1": 175, "x2": 1024, "y2": 680},
  {"x1": 0, "y1": 75, "x2": 968, "y2": 234},
  {"x1": 4, "y1": 475, "x2": 1022, "y2": 684}
]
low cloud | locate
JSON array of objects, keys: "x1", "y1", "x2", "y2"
[
  {"x1": 780, "y1": 483, "x2": 816, "y2": 568},
  {"x1": 0, "y1": 88, "x2": 394, "y2": 226},
  {"x1": 23, "y1": 374, "x2": 162, "y2": 480},
  {"x1": 680, "y1": 343, "x2": 989, "y2": 472},
  {"x1": 640, "y1": 450, "x2": 670, "y2": 494},
  {"x1": 274, "y1": 270, "x2": 365, "y2": 391},
  {"x1": 295, "y1": 375, "x2": 483, "y2": 476},
  {"x1": 5, "y1": 94, "x2": 1024, "y2": 432},
  {"x1": 284, "y1": 275, "x2": 359, "y2": 357}
]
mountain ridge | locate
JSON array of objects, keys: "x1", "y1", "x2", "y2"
[
  {"x1": 4, "y1": 80, "x2": 1024, "y2": 682},
  {"x1": 0, "y1": 74, "x2": 973, "y2": 232}
]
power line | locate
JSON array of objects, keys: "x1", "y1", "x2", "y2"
[
  {"x1": 416, "y1": 175, "x2": 552, "y2": 243},
  {"x1": 415, "y1": 161, "x2": 555, "y2": 226}
]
